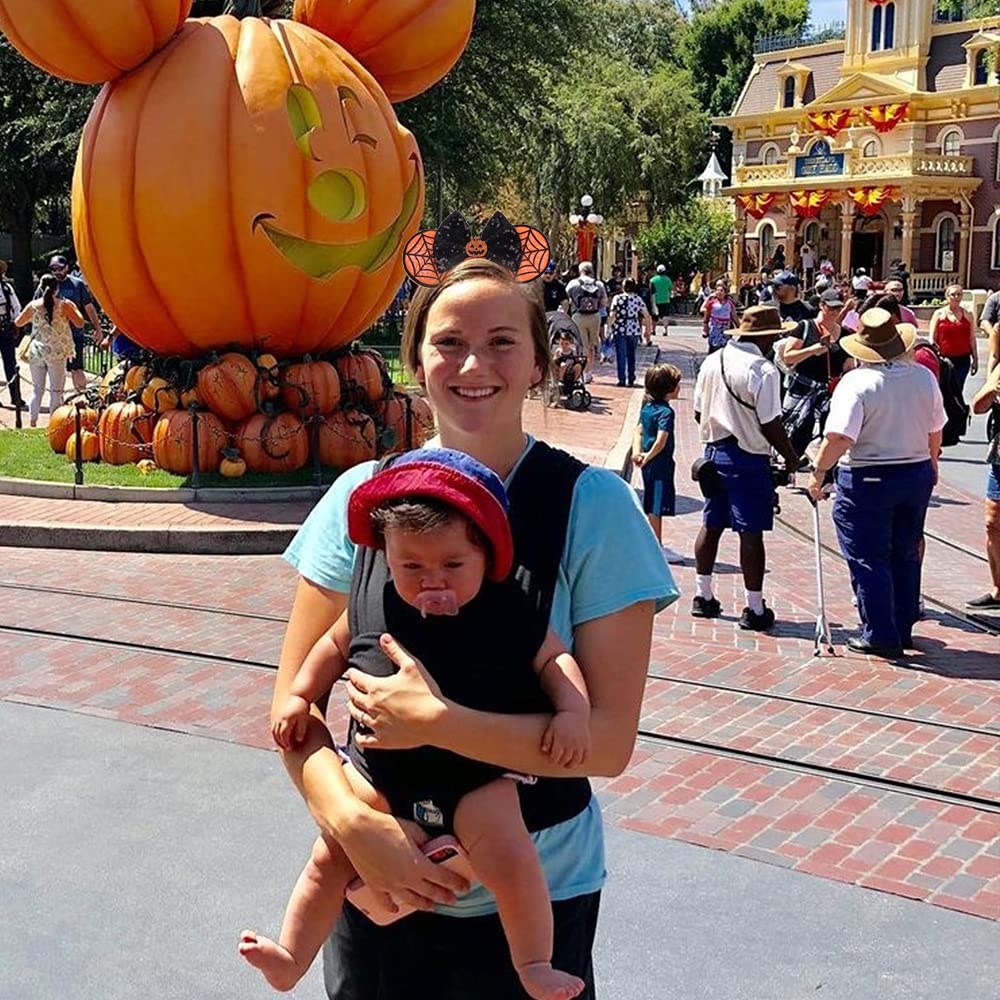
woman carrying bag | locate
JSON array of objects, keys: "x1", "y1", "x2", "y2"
[
  {"x1": 607, "y1": 278, "x2": 652, "y2": 387},
  {"x1": 14, "y1": 274, "x2": 83, "y2": 427}
]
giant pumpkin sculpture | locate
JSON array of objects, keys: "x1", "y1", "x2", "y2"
[
  {"x1": 0, "y1": 0, "x2": 192, "y2": 84},
  {"x1": 73, "y1": 3, "x2": 424, "y2": 359},
  {"x1": 293, "y1": 0, "x2": 475, "y2": 104}
]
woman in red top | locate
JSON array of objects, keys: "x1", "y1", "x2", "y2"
[{"x1": 930, "y1": 284, "x2": 978, "y2": 393}]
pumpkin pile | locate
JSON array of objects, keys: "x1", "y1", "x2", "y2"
[{"x1": 57, "y1": 346, "x2": 434, "y2": 478}]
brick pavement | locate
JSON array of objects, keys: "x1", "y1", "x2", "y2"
[{"x1": 1, "y1": 333, "x2": 998, "y2": 921}]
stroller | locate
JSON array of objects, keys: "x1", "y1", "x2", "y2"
[{"x1": 547, "y1": 313, "x2": 592, "y2": 411}]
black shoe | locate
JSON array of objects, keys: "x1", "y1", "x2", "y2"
[
  {"x1": 617, "y1": 381, "x2": 626, "y2": 387},
  {"x1": 966, "y1": 593, "x2": 1000, "y2": 610},
  {"x1": 691, "y1": 595, "x2": 722, "y2": 619},
  {"x1": 846, "y1": 636, "x2": 903, "y2": 658},
  {"x1": 627, "y1": 379, "x2": 636, "y2": 387},
  {"x1": 738, "y1": 603, "x2": 775, "y2": 631}
]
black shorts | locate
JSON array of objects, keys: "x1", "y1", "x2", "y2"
[
  {"x1": 65, "y1": 331, "x2": 85, "y2": 372},
  {"x1": 324, "y1": 890, "x2": 600, "y2": 999}
]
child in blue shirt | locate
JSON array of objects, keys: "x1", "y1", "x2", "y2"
[{"x1": 633, "y1": 364, "x2": 683, "y2": 563}]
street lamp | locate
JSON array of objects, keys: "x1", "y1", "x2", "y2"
[{"x1": 570, "y1": 194, "x2": 603, "y2": 265}]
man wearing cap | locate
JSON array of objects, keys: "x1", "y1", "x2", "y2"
[
  {"x1": 772, "y1": 270, "x2": 817, "y2": 325},
  {"x1": 808, "y1": 308, "x2": 946, "y2": 657},
  {"x1": 649, "y1": 265, "x2": 673, "y2": 323},
  {"x1": 541, "y1": 262, "x2": 569, "y2": 321},
  {"x1": 692, "y1": 305, "x2": 800, "y2": 630},
  {"x1": 566, "y1": 262, "x2": 608, "y2": 377},
  {"x1": 0, "y1": 260, "x2": 24, "y2": 410},
  {"x1": 41, "y1": 256, "x2": 102, "y2": 393},
  {"x1": 779, "y1": 287, "x2": 849, "y2": 457}
]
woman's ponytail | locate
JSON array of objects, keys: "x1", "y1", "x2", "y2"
[{"x1": 40, "y1": 274, "x2": 57, "y2": 325}]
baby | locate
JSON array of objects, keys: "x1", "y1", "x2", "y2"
[
  {"x1": 240, "y1": 449, "x2": 591, "y2": 1000},
  {"x1": 553, "y1": 332, "x2": 584, "y2": 391}
]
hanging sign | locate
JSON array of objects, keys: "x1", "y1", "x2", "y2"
[{"x1": 795, "y1": 139, "x2": 845, "y2": 178}]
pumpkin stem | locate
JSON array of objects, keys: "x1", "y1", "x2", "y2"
[{"x1": 225, "y1": 0, "x2": 264, "y2": 18}]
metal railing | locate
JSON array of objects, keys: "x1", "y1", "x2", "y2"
[
  {"x1": 754, "y1": 21, "x2": 846, "y2": 55},
  {"x1": 733, "y1": 151, "x2": 975, "y2": 187}
]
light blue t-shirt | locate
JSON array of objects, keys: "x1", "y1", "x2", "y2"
[{"x1": 283, "y1": 436, "x2": 679, "y2": 916}]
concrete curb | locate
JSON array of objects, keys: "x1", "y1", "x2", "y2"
[{"x1": 0, "y1": 476, "x2": 327, "y2": 504}]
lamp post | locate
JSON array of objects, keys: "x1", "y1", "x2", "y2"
[{"x1": 569, "y1": 194, "x2": 604, "y2": 267}]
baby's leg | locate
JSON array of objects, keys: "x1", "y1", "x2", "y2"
[
  {"x1": 454, "y1": 780, "x2": 584, "y2": 1000},
  {"x1": 239, "y1": 765, "x2": 388, "y2": 992}
]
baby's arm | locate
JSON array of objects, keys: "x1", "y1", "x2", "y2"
[
  {"x1": 533, "y1": 629, "x2": 591, "y2": 768},
  {"x1": 273, "y1": 611, "x2": 351, "y2": 750},
  {"x1": 632, "y1": 421, "x2": 644, "y2": 466}
]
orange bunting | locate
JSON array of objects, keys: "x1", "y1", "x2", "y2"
[
  {"x1": 847, "y1": 186, "x2": 898, "y2": 216},
  {"x1": 737, "y1": 193, "x2": 777, "y2": 219},
  {"x1": 789, "y1": 190, "x2": 831, "y2": 219},
  {"x1": 861, "y1": 103, "x2": 909, "y2": 134},
  {"x1": 806, "y1": 109, "x2": 852, "y2": 138}
]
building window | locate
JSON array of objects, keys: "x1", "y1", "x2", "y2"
[
  {"x1": 936, "y1": 216, "x2": 956, "y2": 272},
  {"x1": 783, "y1": 76, "x2": 796, "y2": 108},
  {"x1": 941, "y1": 128, "x2": 962, "y2": 156},
  {"x1": 803, "y1": 221, "x2": 820, "y2": 247},
  {"x1": 759, "y1": 222, "x2": 776, "y2": 265},
  {"x1": 762, "y1": 144, "x2": 779, "y2": 166},
  {"x1": 993, "y1": 217, "x2": 1000, "y2": 270},
  {"x1": 974, "y1": 49, "x2": 990, "y2": 86},
  {"x1": 871, "y1": 3, "x2": 896, "y2": 52},
  {"x1": 862, "y1": 139, "x2": 880, "y2": 158}
]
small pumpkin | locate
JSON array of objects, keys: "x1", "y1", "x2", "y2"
[
  {"x1": 47, "y1": 403, "x2": 98, "y2": 453},
  {"x1": 65, "y1": 429, "x2": 100, "y2": 464},
  {"x1": 152, "y1": 408, "x2": 228, "y2": 476},
  {"x1": 124, "y1": 364, "x2": 149, "y2": 394},
  {"x1": 197, "y1": 352, "x2": 260, "y2": 422},
  {"x1": 256, "y1": 353, "x2": 281, "y2": 402},
  {"x1": 292, "y1": 0, "x2": 475, "y2": 103},
  {"x1": 136, "y1": 459, "x2": 159, "y2": 475},
  {"x1": 335, "y1": 350, "x2": 387, "y2": 403},
  {"x1": 234, "y1": 410, "x2": 309, "y2": 474},
  {"x1": 378, "y1": 392, "x2": 435, "y2": 455},
  {"x1": 318, "y1": 408, "x2": 377, "y2": 469},
  {"x1": 97, "y1": 401, "x2": 157, "y2": 465},
  {"x1": 219, "y1": 448, "x2": 247, "y2": 478},
  {"x1": 281, "y1": 359, "x2": 341, "y2": 418},
  {"x1": 179, "y1": 385, "x2": 201, "y2": 409},
  {"x1": 141, "y1": 376, "x2": 180, "y2": 413},
  {"x1": 0, "y1": 0, "x2": 193, "y2": 84}
]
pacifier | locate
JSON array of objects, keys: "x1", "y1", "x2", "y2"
[{"x1": 414, "y1": 589, "x2": 460, "y2": 618}]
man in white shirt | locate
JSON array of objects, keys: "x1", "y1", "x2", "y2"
[
  {"x1": 852, "y1": 267, "x2": 873, "y2": 295},
  {"x1": 692, "y1": 305, "x2": 800, "y2": 630},
  {"x1": 799, "y1": 242, "x2": 816, "y2": 288},
  {"x1": 0, "y1": 260, "x2": 24, "y2": 410}
]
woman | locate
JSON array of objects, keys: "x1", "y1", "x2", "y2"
[
  {"x1": 967, "y1": 366, "x2": 1000, "y2": 610},
  {"x1": 607, "y1": 277, "x2": 652, "y2": 386},
  {"x1": 780, "y1": 287, "x2": 848, "y2": 457},
  {"x1": 13, "y1": 274, "x2": 82, "y2": 427},
  {"x1": 808, "y1": 307, "x2": 946, "y2": 658},
  {"x1": 275, "y1": 258, "x2": 678, "y2": 999},
  {"x1": 701, "y1": 279, "x2": 738, "y2": 354},
  {"x1": 929, "y1": 284, "x2": 977, "y2": 394}
]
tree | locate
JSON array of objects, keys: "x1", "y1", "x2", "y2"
[
  {"x1": 0, "y1": 37, "x2": 95, "y2": 301},
  {"x1": 589, "y1": 0, "x2": 687, "y2": 74},
  {"x1": 681, "y1": 0, "x2": 809, "y2": 117},
  {"x1": 634, "y1": 199, "x2": 734, "y2": 280}
]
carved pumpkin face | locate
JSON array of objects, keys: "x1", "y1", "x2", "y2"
[
  {"x1": 73, "y1": 17, "x2": 424, "y2": 359},
  {"x1": 464, "y1": 238, "x2": 488, "y2": 258}
]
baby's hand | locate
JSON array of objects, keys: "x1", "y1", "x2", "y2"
[
  {"x1": 271, "y1": 695, "x2": 312, "y2": 750},
  {"x1": 541, "y1": 711, "x2": 591, "y2": 768},
  {"x1": 633, "y1": 452, "x2": 645, "y2": 467}
]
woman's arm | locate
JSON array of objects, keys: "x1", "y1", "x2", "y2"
[
  {"x1": 967, "y1": 309, "x2": 979, "y2": 374},
  {"x1": 349, "y1": 600, "x2": 656, "y2": 778},
  {"x1": 13, "y1": 302, "x2": 35, "y2": 327},
  {"x1": 928, "y1": 309, "x2": 941, "y2": 345},
  {"x1": 779, "y1": 336, "x2": 820, "y2": 368},
  {"x1": 62, "y1": 301, "x2": 84, "y2": 327},
  {"x1": 972, "y1": 365, "x2": 1000, "y2": 415}
]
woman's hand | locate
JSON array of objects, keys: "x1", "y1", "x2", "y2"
[
  {"x1": 346, "y1": 634, "x2": 449, "y2": 750},
  {"x1": 337, "y1": 808, "x2": 470, "y2": 912}
]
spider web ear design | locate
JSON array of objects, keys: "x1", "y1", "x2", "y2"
[
  {"x1": 403, "y1": 229, "x2": 441, "y2": 286},
  {"x1": 514, "y1": 227, "x2": 550, "y2": 282}
]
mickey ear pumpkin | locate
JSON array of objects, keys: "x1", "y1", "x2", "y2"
[
  {"x1": 292, "y1": 0, "x2": 475, "y2": 103},
  {"x1": 0, "y1": 0, "x2": 192, "y2": 84}
]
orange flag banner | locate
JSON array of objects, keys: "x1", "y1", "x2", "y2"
[
  {"x1": 806, "y1": 109, "x2": 852, "y2": 137},
  {"x1": 847, "y1": 186, "x2": 898, "y2": 216},
  {"x1": 789, "y1": 190, "x2": 832, "y2": 219},
  {"x1": 737, "y1": 193, "x2": 777, "y2": 219},
  {"x1": 861, "y1": 103, "x2": 909, "y2": 134}
]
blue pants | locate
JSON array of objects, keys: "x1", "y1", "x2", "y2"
[
  {"x1": 702, "y1": 441, "x2": 774, "y2": 533},
  {"x1": 832, "y1": 461, "x2": 934, "y2": 648},
  {"x1": 614, "y1": 335, "x2": 637, "y2": 384},
  {"x1": 947, "y1": 354, "x2": 971, "y2": 396}
]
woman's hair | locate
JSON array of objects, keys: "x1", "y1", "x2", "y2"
[
  {"x1": 857, "y1": 292, "x2": 901, "y2": 320},
  {"x1": 945, "y1": 283, "x2": 963, "y2": 298},
  {"x1": 644, "y1": 363, "x2": 682, "y2": 403},
  {"x1": 39, "y1": 274, "x2": 58, "y2": 325},
  {"x1": 369, "y1": 496, "x2": 489, "y2": 552},
  {"x1": 623, "y1": 277, "x2": 636, "y2": 293},
  {"x1": 401, "y1": 258, "x2": 551, "y2": 389}
]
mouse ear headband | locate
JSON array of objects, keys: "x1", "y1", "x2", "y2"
[{"x1": 402, "y1": 211, "x2": 550, "y2": 287}]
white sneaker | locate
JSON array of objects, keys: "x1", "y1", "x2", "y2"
[{"x1": 661, "y1": 545, "x2": 685, "y2": 564}]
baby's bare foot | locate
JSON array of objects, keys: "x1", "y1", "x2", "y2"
[
  {"x1": 518, "y1": 961, "x2": 585, "y2": 1000},
  {"x1": 238, "y1": 929, "x2": 303, "y2": 992}
]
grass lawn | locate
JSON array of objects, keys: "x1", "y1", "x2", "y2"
[{"x1": 0, "y1": 429, "x2": 341, "y2": 489}]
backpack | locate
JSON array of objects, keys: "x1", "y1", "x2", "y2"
[
  {"x1": 574, "y1": 280, "x2": 602, "y2": 314},
  {"x1": 936, "y1": 353, "x2": 970, "y2": 448}
]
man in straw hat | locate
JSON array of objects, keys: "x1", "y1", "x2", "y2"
[
  {"x1": 808, "y1": 307, "x2": 946, "y2": 658},
  {"x1": 692, "y1": 305, "x2": 800, "y2": 630}
]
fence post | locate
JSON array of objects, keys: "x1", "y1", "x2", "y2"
[
  {"x1": 73, "y1": 401, "x2": 84, "y2": 486},
  {"x1": 311, "y1": 415, "x2": 322, "y2": 489},
  {"x1": 190, "y1": 405, "x2": 201, "y2": 490}
]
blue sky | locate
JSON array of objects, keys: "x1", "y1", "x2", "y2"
[{"x1": 810, "y1": 0, "x2": 848, "y2": 26}]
